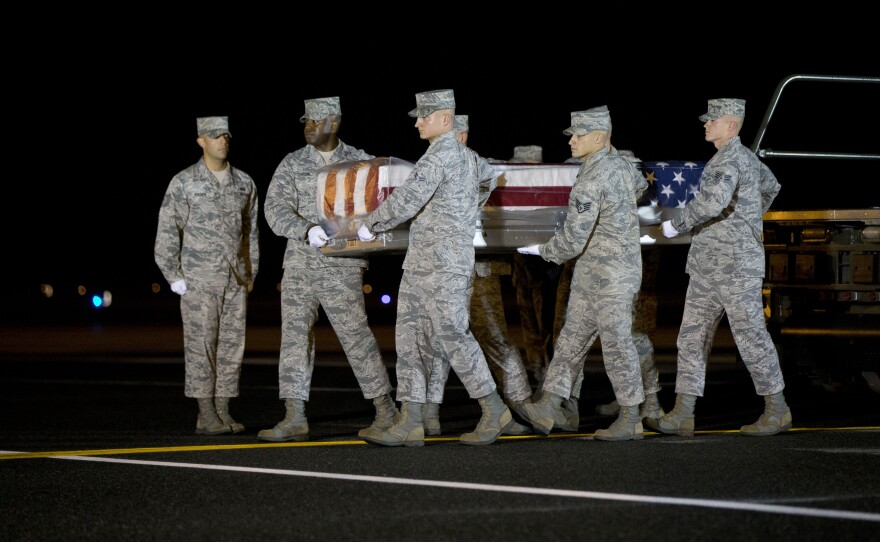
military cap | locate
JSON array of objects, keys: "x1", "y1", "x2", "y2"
[
  {"x1": 511, "y1": 145, "x2": 543, "y2": 163},
  {"x1": 699, "y1": 98, "x2": 746, "y2": 122},
  {"x1": 300, "y1": 96, "x2": 342, "y2": 122},
  {"x1": 453, "y1": 114, "x2": 469, "y2": 134},
  {"x1": 563, "y1": 105, "x2": 611, "y2": 136},
  {"x1": 408, "y1": 89, "x2": 455, "y2": 118},
  {"x1": 196, "y1": 116, "x2": 231, "y2": 138}
]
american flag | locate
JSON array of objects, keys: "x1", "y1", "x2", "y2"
[{"x1": 638, "y1": 161, "x2": 706, "y2": 208}]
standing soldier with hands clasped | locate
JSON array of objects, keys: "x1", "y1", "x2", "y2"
[{"x1": 155, "y1": 116, "x2": 260, "y2": 436}]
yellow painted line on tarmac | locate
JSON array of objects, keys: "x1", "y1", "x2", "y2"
[{"x1": 1, "y1": 425, "x2": 877, "y2": 461}]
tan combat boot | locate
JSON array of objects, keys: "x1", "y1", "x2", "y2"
[
  {"x1": 358, "y1": 393, "x2": 400, "y2": 439},
  {"x1": 421, "y1": 402, "x2": 441, "y2": 436},
  {"x1": 519, "y1": 392, "x2": 564, "y2": 435},
  {"x1": 196, "y1": 398, "x2": 232, "y2": 435},
  {"x1": 460, "y1": 391, "x2": 513, "y2": 445},
  {"x1": 594, "y1": 404, "x2": 644, "y2": 441},
  {"x1": 639, "y1": 393, "x2": 665, "y2": 429},
  {"x1": 257, "y1": 399, "x2": 309, "y2": 442},
  {"x1": 360, "y1": 401, "x2": 425, "y2": 447},
  {"x1": 555, "y1": 397, "x2": 579, "y2": 432},
  {"x1": 214, "y1": 397, "x2": 245, "y2": 434},
  {"x1": 740, "y1": 391, "x2": 792, "y2": 436},
  {"x1": 649, "y1": 393, "x2": 697, "y2": 436}
]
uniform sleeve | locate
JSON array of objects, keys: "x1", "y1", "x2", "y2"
[
  {"x1": 154, "y1": 176, "x2": 187, "y2": 284},
  {"x1": 759, "y1": 161, "x2": 781, "y2": 213},
  {"x1": 675, "y1": 162, "x2": 737, "y2": 233},
  {"x1": 265, "y1": 157, "x2": 310, "y2": 241},
  {"x1": 477, "y1": 155, "x2": 498, "y2": 208},
  {"x1": 367, "y1": 158, "x2": 442, "y2": 232},
  {"x1": 245, "y1": 181, "x2": 260, "y2": 281},
  {"x1": 540, "y1": 176, "x2": 601, "y2": 264}
]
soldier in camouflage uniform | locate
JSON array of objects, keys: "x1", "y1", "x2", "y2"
[
  {"x1": 357, "y1": 90, "x2": 515, "y2": 447},
  {"x1": 154, "y1": 116, "x2": 259, "y2": 436},
  {"x1": 654, "y1": 98, "x2": 791, "y2": 437},
  {"x1": 259, "y1": 97, "x2": 397, "y2": 442},
  {"x1": 419, "y1": 114, "x2": 532, "y2": 437},
  {"x1": 555, "y1": 146, "x2": 666, "y2": 431},
  {"x1": 518, "y1": 106, "x2": 648, "y2": 441}
]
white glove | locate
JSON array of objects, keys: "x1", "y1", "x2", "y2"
[
  {"x1": 358, "y1": 223, "x2": 376, "y2": 242},
  {"x1": 308, "y1": 225, "x2": 329, "y2": 248},
  {"x1": 517, "y1": 244, "x2": 541, "y2": 256},
  {"x1": 170, "y1": 279, "x2": 187, "y2": 296},
  {"x1": 661, "y1": 220, "x2": 679, "y2": 238}
]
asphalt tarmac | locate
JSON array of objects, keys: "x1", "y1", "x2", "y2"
[{"x1": 1, "y1": 323, "x2": 879, "y2": 541}]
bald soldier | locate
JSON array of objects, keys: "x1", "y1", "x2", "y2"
[
  {"x1": 155, "y1": 116, "x2": 259, "y2": 435},
  {"x1": 517, "y1": 105, "x2": 648, "y2": 441},
  {"x1": 357, "y1": 90, "x2": 515, "y2": 446},
  {"x1": 653, "y1": 98, "x2": 791, "y2": 437},
  {"x1": 261, "y1": 96, "x2": 397, "y2": 442}
]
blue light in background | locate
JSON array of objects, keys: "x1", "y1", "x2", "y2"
[
  {"x1": 91, "y1": 295, "x2": 102, "y2": 308},
  {"x1": 381, "y1": 294, "x2": 392, "y2": 305}
]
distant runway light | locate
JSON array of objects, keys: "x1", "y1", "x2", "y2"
[
  {"x1": 92, "y1": 295, "x2": 102, "y2": 308},
  {"x1": 151, "y1": 283, "x2": 161, "y2": 294},
  {"x1": 102, "y1": 290, "x2": 112, "y2": 308},
  {"x1": 381, "y1": 294, "x2": 392, "y2": 305},
  {"x1": 40, "y1": 284, "x2": 54, "y2": 298},
  {"x1": 363, "y1": 284, "x2": 373, "y2": 294},
  {"x1": 77, "y1": 285, "x2": 86, "y2": 296}
]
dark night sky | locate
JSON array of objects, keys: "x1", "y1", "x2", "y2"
[{"x1": 6, "y1": 17, "x2": 878, "y2": 322}]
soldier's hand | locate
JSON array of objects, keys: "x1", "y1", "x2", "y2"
[
  {"x1": 308, "y1": 225, "x2": 329, "y2": 248},
  {"x1": 358, "y1": 223, "x2": 376, "y2": 242},
  {"x1": 660, "y1": 220, "x2": 679, "y2": 238},
  {"x1": 517, "y1": 245, "x2": 541, "y2": 256},
  {"x1": 247, "y1": 281, "x2": 254, "y2": 293},
  {"x1": 170, "y1": 279, "x2": 187, "y2": 296}
]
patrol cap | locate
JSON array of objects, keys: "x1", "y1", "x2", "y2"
[
  {"x1": 409, "y1": 89, "x2": 455, "y2": 118},
  {"x1": 453, "y1": 114, "x2": 469, "y2": 134},
  {"x1": 196, "y1": 116, "x2": 231, "y2": 138},
  {"x1": 699, "y1": 98, "x2": 745, "y2": 122},
  {"x1": 300, "y1": 96, "x2": 341, "y2": 122},
  {"x1": 563, "y1": 105, "x2": 611, "y2": 136},
  {"x1": 511, "y1": 145, "x2": 543, "y2": 163}
]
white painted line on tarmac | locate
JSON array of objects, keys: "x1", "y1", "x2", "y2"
[{"x1": 53, "y1": 454, "x2": 880, "y2": 523}]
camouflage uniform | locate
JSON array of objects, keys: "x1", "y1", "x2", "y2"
[
  {"x1": 424, "y1": 117, "x2": 532, "y2": 405},
  {"x1": 552, "y1": 146, "x2": 661, "y2": 402},
  {"x1": 667, "y1": 134, "x2": 783, "y2": 396},
  {"x1": 536, "y1": 144, "x2": 647, "y2": 407},
  {"x1": 468, "y1": 257, "x2": 532, "y2": 402},
  {"x1": 154, "y1": 123, "x2": 260, "y2": 399},
  {"x1": 364, "y1": 130, "x2": 498, "y2": 403},
  {"x1": 265, "y1": 97, "x2": 391, "y2": 401}
]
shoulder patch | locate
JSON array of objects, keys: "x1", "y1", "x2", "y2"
[{"x1": 575, "y1": 199, "x2": 592, "y2": 213}]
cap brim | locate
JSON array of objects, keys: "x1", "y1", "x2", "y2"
[
  {"x1": 200, "y1": 130, "x2": 231, "y2": 138},
  {"x1": 409, "y1": 107, "x2": 436, "y2": 118},
  {"x1": 698, "y1": 114, "x2": 714, "y2": 122}
]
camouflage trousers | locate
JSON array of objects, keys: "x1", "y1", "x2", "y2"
[
  {"x1": 425, "y1": 273, "x2": 532, "y2": 403},
  {"x1": 676, "y1": 272, "x2": 784, "y2": 396},
  {"x1": 512, "y1": 254, "x2": 560, "y2": 371},
  {"x1": 278, "y1": 266, "x2": 391, "y2": 401},
  {"x1": 396, "y1": 270, "x2": 495, "y2": 403},
  {"x1": 554, "y1": 265, "x2": 660, "y2": 400},
  {"x1": 180, "y1": 275, "x2": 247, "y2": 399},
  {"x1": 541, "y1": 287, "x2": 645, "y2": 407}
]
